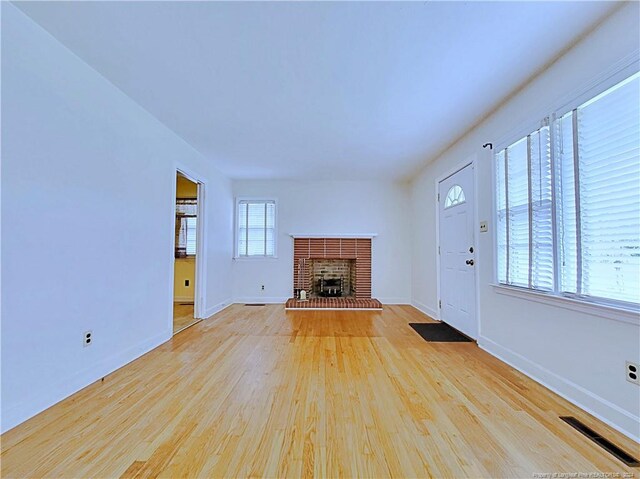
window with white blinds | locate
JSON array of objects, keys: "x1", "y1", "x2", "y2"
[
  {"x1": 236, "y1": 199, "x2": 277, "y2": 257},
  {"x1": 496, "y1": 71, "x2": 640, "y2": 307},
  {"x1": 557, "y1": 72, "x2": 640, "y2": 305},
  {"x1": 175, "y1": 198, "x2": 197, "y2": 258},
  {"x1": 185, "y1": 217, "x2": 197, "y2": 256},
  {"x1": 496, "y1": 125, "x2": 553, "y2": 291}
]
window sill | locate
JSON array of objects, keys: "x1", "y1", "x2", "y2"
[{"x1": 491, "y1": 284, "x2": 639, "y2": 326}]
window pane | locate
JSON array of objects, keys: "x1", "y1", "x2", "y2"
[
  {"x1": 506, "y1": 137, "x2": 530, "y2": 287},
  {"x1": 445, "y1": 185, "x2": 466, "y2": 209},
  {"x1": 247, "y1": 202, "x2": 266, "y2": 256},
  {"x1": 266, "y1": 202, "x2": 275, "y2": 229},
  {"x1": 237, "y1": 202, "x2": 248, "y2": 256},
  {"x1": 266, "y1": 202, "x2": 276, "y2": 256},
  {"x1": 576, "y1": 73, "x2": 640, "y2": 304},
  {"x1": 186, "y1": 217, "x2": 197, "y2": 255},
  {"x1": 556, "y1": 111, "x2": 579, "y2": 295},
  {"x1": 496, "y1": 150, "x2": 507, "y2": 284},
  {"x1": 530, "y1": 127, "x2": 554, "y2": 291}
]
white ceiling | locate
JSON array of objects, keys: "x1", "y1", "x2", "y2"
[{"x1": 15, "y1": 1, "x2": 617, "y2": 180}]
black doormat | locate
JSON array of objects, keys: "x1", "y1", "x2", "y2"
[{"x1": 409, "y1": 322, "x2": 473, "y2": 342}]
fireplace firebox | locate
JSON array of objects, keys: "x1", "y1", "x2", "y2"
[{"x1": 308, "y1": 258, "x2": 355, "y2": 298}]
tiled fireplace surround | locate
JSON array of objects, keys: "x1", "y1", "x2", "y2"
[{"x1": 292, "y1": 237, "x2": 372, "y2": 299}]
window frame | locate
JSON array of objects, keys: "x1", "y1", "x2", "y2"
[
  {"x1": 491, "y1": 60, "x2": 640, "y2": 323},
  {"x1": 234, "y1": 197, "x2": 278, "y2": 260}
]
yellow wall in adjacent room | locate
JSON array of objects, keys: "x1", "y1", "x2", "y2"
[
  {"x1": 174, "y1": 257, "x2": 195, "y2": 301},
  {"x1": 177, "y1": 175, "x2": 197, "y2": 198},
  {"x1": 174, "y1": 174, "x2": 197, "y2": 302}
]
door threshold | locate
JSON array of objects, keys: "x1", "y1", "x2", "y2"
[{"x1": 173, "y1": 318, "x2": 202, "y2": 336}]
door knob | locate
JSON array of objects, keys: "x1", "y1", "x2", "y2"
[{"x1": 466, "y1": 259, "x2": 475, "y2": 265}]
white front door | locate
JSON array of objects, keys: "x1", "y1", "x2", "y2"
[{"x1": 438, "y1": 163, "x2": 477, "y2": 339}]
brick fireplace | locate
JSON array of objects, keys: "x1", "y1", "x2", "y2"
[{"x1": 292, "y1": 237, "x2": 372, "y2": 299}]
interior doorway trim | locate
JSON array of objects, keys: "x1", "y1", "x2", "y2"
[
  {"x1": 170, "y1": 163, "x2": 208, "y2": 331},
  {"x1": 434, "y1": 154, "x2": 481, "y2": 337}
]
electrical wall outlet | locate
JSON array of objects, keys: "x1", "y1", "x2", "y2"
[
  {"x1": 626, "y1": 361, "x2": 639, "y2": 385},
  {"x1": 479, "y1": 221, "x2": 488, "y2": 233},
  {"x1": 261, "y1": 285, "x2": 265, "y2": 291},
  {"x1": 83, "y1": 331, "x2": 92, "y2": 347}
]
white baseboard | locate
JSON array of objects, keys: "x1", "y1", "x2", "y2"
[
  {"x1": 234, "y1": 296, "x2": 288, "y2": 304},
  {"x1": 203, "y1": 298, "x2": 233, "y2": 319},
  {"x1": 478, "y1": 335, "x2": 640, "y2": 443},
  {"x1": 411, "y1": 300, "x2": 440, "y2": 320},
  {"x1": 377, "y1": 297, "x2": 411, "y2": 305},
  {"x1": 1, "y1": 329, "x2": 171, "y2": 434},
  {"x1": 174, "y1": 296, "x2": 194, "y2": 303}
]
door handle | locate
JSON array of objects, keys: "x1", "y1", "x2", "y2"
[{"x1": 466, "y1": 259, "x2": 475, "y2": 266}]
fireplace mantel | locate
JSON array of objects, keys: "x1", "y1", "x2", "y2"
[{"x1": 289, "y1": 234, "x2": 377, "y2": 239}]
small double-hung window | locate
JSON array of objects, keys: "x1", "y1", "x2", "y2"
[{"x1": 235, "y1": 199, "x2": 277, "y2": 258}]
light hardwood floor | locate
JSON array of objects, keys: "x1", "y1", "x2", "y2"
[
  {"x1": 173, "y1": 302, "x2": 199, "y2": 334},
  {"x1": 1, "y1": 305, "x2": 638, "y2": 478}
]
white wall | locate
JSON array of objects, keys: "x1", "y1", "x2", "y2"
[
  {"x1": 232, "y1": 180, "x2": 411, "y2": 304},
  {"x1": 411, "y1": 3, "x2": 640, "y2": 441},
  {"x1": 1, "y1": 4, "x2": 233, "y2": 432}
]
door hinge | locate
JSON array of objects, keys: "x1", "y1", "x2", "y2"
[
  {"x1": 438, "y1": 246, "x2": 441, "y2": 255},
  {"x1": 439, "y1": 299, "x2": 442, "y2": 309},
  {"x1": 437, "y1": 193, "x2": 440, "y2": 202}
]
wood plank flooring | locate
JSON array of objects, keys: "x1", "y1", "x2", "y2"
[
  {"x1": 1, "y1": 305, "x2": 638, "y2": 478},
  {"x1": 173, "y1": 303, "x2": 199, "y2": 334}
]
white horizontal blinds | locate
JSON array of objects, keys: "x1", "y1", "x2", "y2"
[
  {"x1": 246, "y1": 202, "x2": 266, "y2": 256},
  {"x1": 506, "y1": 136, "x2": 530, "y2": 287},
  {"x1": 237, "y1": 202, "x2": 248, "y2": 256},
  {"x1": 185, "y1": 217, "x2": 197, "y2": 256},
  {"x1": 556, "y1": 111, "x2": 579, "y2": 294},
  {"x1": 574, "y1": 72, "x2": 640, "y2": 304},
  {"x1": 554, "y1": 111, "x2": 579, "y2": 293},
  {"x1": 529, "y1": 126, "x2": 554, "y2": 290},
  {"x1": 265, "y1": 202, "x2": 276, "y2": 256},
  {"x1": 496, "y1": 149, "x2": 508, "y2": 283},
  {"x1": 237, "y1": 200, "x2": 276, "y2": 257},
  {"x1": 496, "y1": 125, "x2": 553, "y2": 290},
  {"x1": 175, "y1": 199, "x2": 197, "y2": 257},
  {"x1": 496, "y1": 71, "x2": 640, "y2": 306}
]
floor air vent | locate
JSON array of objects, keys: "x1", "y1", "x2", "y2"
[
  {"x1": 245, "y1": 303, "x2": 266, "y2": 306},
  {"x1": 560, "y1": 416, "x2": 639, "y2": 467}
]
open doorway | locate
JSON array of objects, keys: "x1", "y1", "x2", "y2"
[{"x1": 173, "y1": 172, "x2": 200, "y2": 334}]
